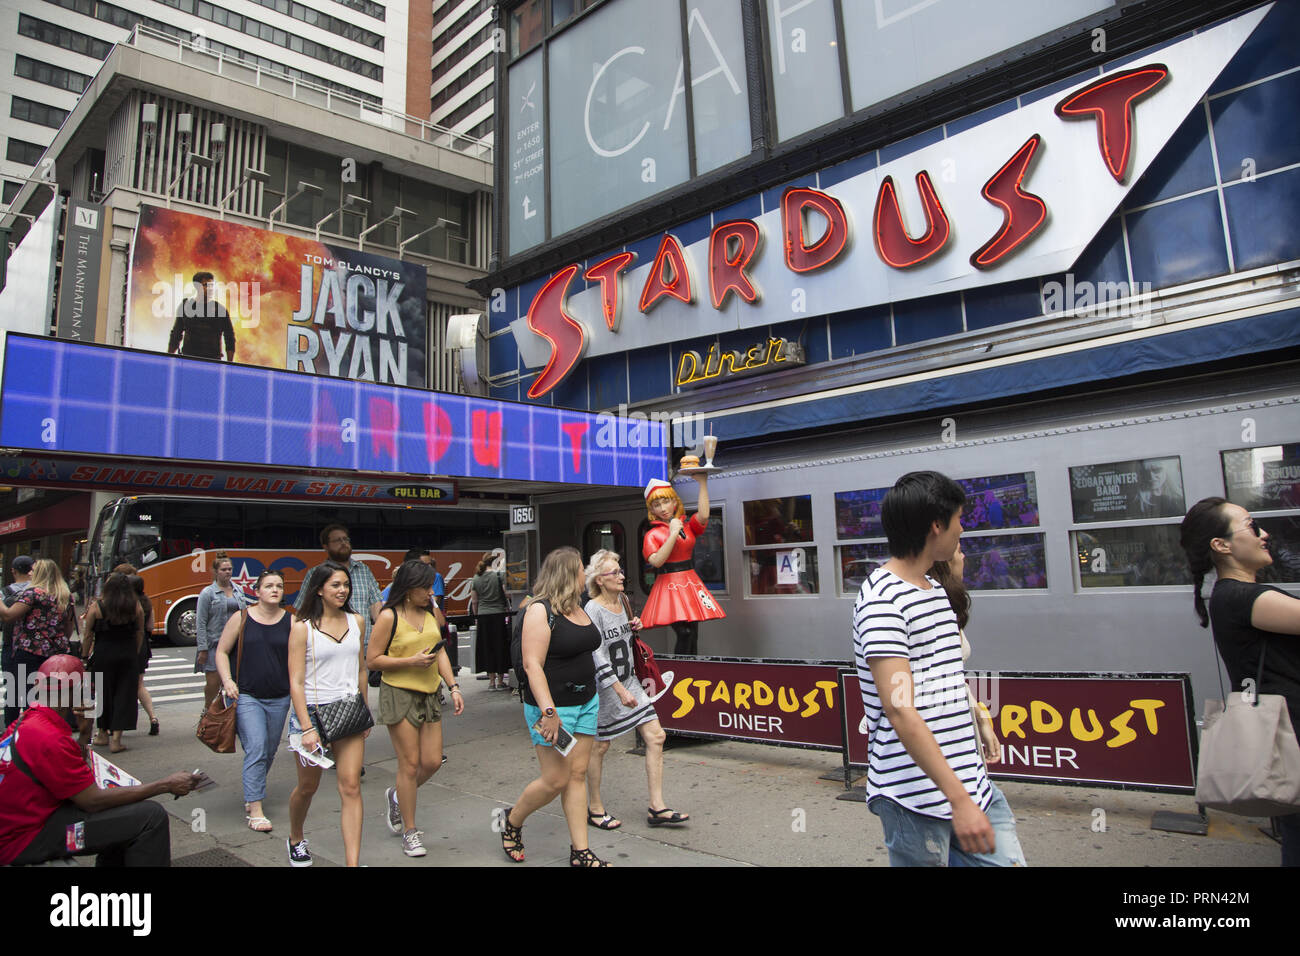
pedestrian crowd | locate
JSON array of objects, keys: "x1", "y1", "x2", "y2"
[{"x1": 2, "y1": 476, "x2": 1297, "y2": 868}]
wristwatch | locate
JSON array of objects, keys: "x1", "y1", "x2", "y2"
[{"x1": 542, "y1": 707, "x2": 556, "y2": 718}]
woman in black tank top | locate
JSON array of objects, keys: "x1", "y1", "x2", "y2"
[{"x1": 499, "y1": 547, "x2": 609, "y2": 867}]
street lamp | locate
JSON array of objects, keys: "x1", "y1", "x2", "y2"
[
  {"x1": 398, "y1": 217, "x2": 461, "y2": 259},
  {"x1": 217, "y1": 167, "x2": 269, "y2": 216},
  {"x1": 267, "y1": 180, "x2": 323, "y2": 227},
  {"x1": 164, "y1": 151, "x2": 214, "y2": 205},
  {"x1": 315, "y1": 193, "x2": 371, "y2": 240},
  {"x1": 358, "y1": 206, "x2": 412, "y2": 250}
]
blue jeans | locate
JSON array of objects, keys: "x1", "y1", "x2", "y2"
[
  {"x1": 236, "y1": 694, "x2": 291, "y2": 804},
  {"x1": 869, "y1": 784, "x2": 1027, "y2": 867}
]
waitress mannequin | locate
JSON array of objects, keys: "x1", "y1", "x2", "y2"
[{"x1": 640, "y1": 477, "x2": 725, "y2": 655}]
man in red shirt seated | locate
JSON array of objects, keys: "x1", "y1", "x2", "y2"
[{"x1": 1, "y1": 655, "x2": 201, "y2": 866}]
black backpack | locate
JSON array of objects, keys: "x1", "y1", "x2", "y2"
[{"x1": 510, "y1": 597, "x2": 555, "y2": 704}]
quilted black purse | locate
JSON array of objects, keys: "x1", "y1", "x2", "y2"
[
  {"x1": 306, "y1": 617, "x2": 374, "y2": 743},
  {"x1": 308, "y1": 692, "x2": 373, "y2": 743}
]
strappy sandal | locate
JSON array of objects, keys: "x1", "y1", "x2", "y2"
[
  {"x1": 246, "y1": 815, "x2": 273, "y2": 832},
  {"x1": 570, "y1": 845, "x2": 610, "y2": 867},
  {"x1": 500, "y1": 807, "x2": 525, "y2": 863},
  {"x1": 647, "y1": 807, "x2": 690, "y2": 826},
  {"x1": 587, "y1": 809, "x2": 622, "y2": 830}
]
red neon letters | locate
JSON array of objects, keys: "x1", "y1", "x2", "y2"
[
  {"x1": 873, "y1": 172, "x2": 951, "y2": 269},
  {"x1": 709, "y1": 220, "x2": 762, "y2": 309},
  {"x1": 638, "y1": 234, "x2": 694, "y2": 313},
  {"x1": 1055, "y1": 64, "x2": 1169, "y2": 183},
  {"x1": 782, "y1": 187, "x2": 850, "y2": 273},
  {"x1": 970, "y1": 134, "x2": 1047, "y2": 269},
  {"x1": 584, "y1": 252, "x2": 637, "y2": 331},
  {"x1": 526, "y1": 264, "x2": 586, "y2": 400},
  {"x1": 516, "y1": 63, "x2": 1174, "y2": 399}
]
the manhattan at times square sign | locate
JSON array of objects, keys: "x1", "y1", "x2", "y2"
[{"x1": 508, "y1": 10, "x2": 1265, "y2": 400}]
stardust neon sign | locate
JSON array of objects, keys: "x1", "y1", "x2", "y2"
[{"x1": 522, "y1": 63, "x2": 1170, "y2": 400}]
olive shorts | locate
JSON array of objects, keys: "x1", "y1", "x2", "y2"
[{"x1": 378, "y1": 681, "x2": 442, "y2": 728}]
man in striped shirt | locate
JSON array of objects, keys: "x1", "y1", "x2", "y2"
[{"x1": 853, "y1": 471, "x2": 1025, "y2": 866}]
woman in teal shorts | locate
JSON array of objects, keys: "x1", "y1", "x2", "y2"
[{"x1": 498, "y1": 547, "x2": 607, "y2": 867}]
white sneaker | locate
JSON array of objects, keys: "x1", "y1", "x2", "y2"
[
  {"x1": 385, "y1": 786, "x2": 402, "y2": 834},
  {"x1": 287, "y1": 838, "x2": 313, "y2": 867},
  {"x1": 401, "y1": 829, "x2": 426, "y2": 858}
]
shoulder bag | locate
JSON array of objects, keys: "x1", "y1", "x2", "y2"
[
  {"x1": 195, "y1": 609, "x2": 245, "y2": 754},
  {"x1": 1196, "y1": 640, "x2": 1300, "y2": 817},
  {"x1": 621, "y1": 594, "x2": 665, "y2": 699},
  {"x1": 306, "y1": 617, "x2": 374, "y2": 744}
]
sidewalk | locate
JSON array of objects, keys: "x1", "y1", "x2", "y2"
[{"x1": 90, "y1": 677, "x2": 1283, "y2": 867}]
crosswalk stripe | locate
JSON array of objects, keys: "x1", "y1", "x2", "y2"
[{"x1": 150, "y1": 692, "x2": 207, "y2": 703}]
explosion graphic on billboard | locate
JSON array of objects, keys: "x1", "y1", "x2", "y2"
[{"x1": 127, "y1": 205, "x2": 428, "y2": 386}]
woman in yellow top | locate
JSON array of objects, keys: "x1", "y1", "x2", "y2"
[{"x1": 366, "y1": 560, "x2": 464, "y2": 858}]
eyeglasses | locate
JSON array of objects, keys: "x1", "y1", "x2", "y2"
[
  {"x1": 327, "y1": 536, "x2": 351, "y2": 545},
  {"x1": 1228, "y1": 521, "x2": 1261, "y2": 538},
  {"x1": 601, "y1": 569, "x2": 625, "y2": 577}
]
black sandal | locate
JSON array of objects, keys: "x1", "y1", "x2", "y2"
[
  {"x1": 588, "y1": 809, "x2": 622, "y2": 830},
  {"x1": 149, "y1": 718, "x2": 160, "y2": 736},
  {"x1": 647, "y1": 807, "x2": 690, "y2": 826},
  {"x1": 570, "y1": 845, "x2": 610, "y2": 867},
  {"x1": 500, "y1": 807, "x2": 525, "y2": 863}
]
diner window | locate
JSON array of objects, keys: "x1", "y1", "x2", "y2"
[
  {"x1": 1069, "y1": 455, "x2": 1187, "y2": 591},
  {"x1": 743, "y1": 496, "x2": 817, "y2": 595},
  {"x1": 1222, "y1": 444, "x2": 1300, "y2": 585},
  {"x1": 583, "y1": 520, "x2": 626, "y2": 575},
  {"x1": 1073, "y1": 526, "x2": 1189, "y2": 588}
]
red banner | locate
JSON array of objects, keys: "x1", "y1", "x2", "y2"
[
  {"x1": 652, "y1": 657, "x2": 845, "y2": 750},
  {"x1": 841, "y1": 671, "x2": 1197, "y2": 792}
]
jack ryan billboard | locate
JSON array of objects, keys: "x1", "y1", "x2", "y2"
[{"x1": 126, "y1": 205, "x2": 428, "y2": 387}]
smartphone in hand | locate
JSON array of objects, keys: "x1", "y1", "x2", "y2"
[{"x1": 533, "y1": 719, "x2": 576, "y2": 756}]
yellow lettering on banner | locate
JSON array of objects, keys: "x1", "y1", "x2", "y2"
[
  {"x1": 800, "y1": 687, "x2": 821, "y2": 718},
  {"x1": 777, "y1": 686, "x2": 800, "y2": 713},
  {"x1": 671, "y1": 679, "x2": 695, "y2": 719},
  {"x1": 1069, "y1": 708, "x2": 1104, "y2": 742},
  {"x1": 1001, "y1": 704, "x2": 1028, "y2": 739},
  {"x1": 1031, "y1": 700, "x2": 1063, "y2": 733},
  {"x1": 1130, "y1": 699, "x2": 1164, "y2": 734},
  {"x1": 734, "y1": 683, "x2": 752, "y2": 710},
  {"x1": 693, "y1": 679, "x2": 712, "y2": 704},
  {"x1": 710, "y1": 681, "x2": 730, "y2": 705},
  {"x1": 1107, "y1": 709, "x2": 1137, "y2": 748},
  {"x1": 753, "y1": 680, "x2": 774, "y2": 707},
  {"x1": 816, "y1": 680, "x2": 838, "y2": 709}
]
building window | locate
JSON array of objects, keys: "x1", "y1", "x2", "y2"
[
  {"x1": 2, "y1": 181, "x2": 22, "y2": 205},
  {"x1": 582, "y1": 520, "x2": 626, "y2": 579},
  {"x1": 1221, "y1": 443, "x2": 1300, "y2": 585},
  {"x1": 742, "y1": 495, "x2": 817, "y2": 595},
  {"x1": 1069, "y1": 455, "x2": 1188, "y2": 590},
  {"x1": 14, "y1": 54, "x2": 91, "y2": 93},
  {"x1": 7, "y1": 139, "x2": 48, "y2": 167},
  {"x1": 18, "y1": 14, "x2": 114, "y2": 59},
  {"x1": 10, "y1": 96, "x2": 70, "y2": 130}
]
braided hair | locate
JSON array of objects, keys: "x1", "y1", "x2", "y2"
[{"x1": 1178, "y1": 497, "x2": 1231, "y2": 628}]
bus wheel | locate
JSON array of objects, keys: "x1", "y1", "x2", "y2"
[{"x1": 167, "y1": 598, "x2": 198, "y2": 646}]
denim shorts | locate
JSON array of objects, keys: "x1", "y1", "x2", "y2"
[
  {"x1": 523, "y1": 694, "x2": 597, "y2": 747},
  {"x1": 868, "y1": 784, "x2": 1027, "y2": 867}
]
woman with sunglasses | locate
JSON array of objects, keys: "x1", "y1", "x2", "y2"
[
  {"x1": 285, "y1": 562, "x2": 370, "y2": 867},
  {"x1": 1181, "y1": 498, "x2": 1300, "y2": 866},
  {"x1": 583, "y1": 550, "x2": 687, "y2": 830},
  {"x1": 367, "y1": 560, "x2": 464, "y2": 859}
]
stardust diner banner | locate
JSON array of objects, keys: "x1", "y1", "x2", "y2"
[
  {"x1": 652, "y1": 657, "x2": 846, "y2": 750},
  {"x1": 126, "y1": 205, "x2": 428, "y2": 387},
  {"x1": 841, "y1": 671, "x2": 1196, "y2": 792}
]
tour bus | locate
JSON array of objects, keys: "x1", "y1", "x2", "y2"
[{"x1": 86, "y1": 495, "x2": 508, "y2": 644}]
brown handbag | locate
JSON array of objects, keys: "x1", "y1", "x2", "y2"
[{"x1": 195, "y1": 610, "x2": 246, "y2": 754}]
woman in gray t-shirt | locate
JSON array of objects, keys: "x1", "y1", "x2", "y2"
[
  {"x1": 469, "y1": 552, "x2": 511, "y2": 690},
  {"x1": 582, "y1": 549, "x2": 689, "y2": 830}
]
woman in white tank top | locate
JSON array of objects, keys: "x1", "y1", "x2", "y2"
[{"x1": 285, "y1": 562, "x2": 370, "y2": 868}]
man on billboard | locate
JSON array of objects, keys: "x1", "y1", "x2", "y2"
[{"x1": 168, "y1": 271, "x2": 236, "y2": 361}]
